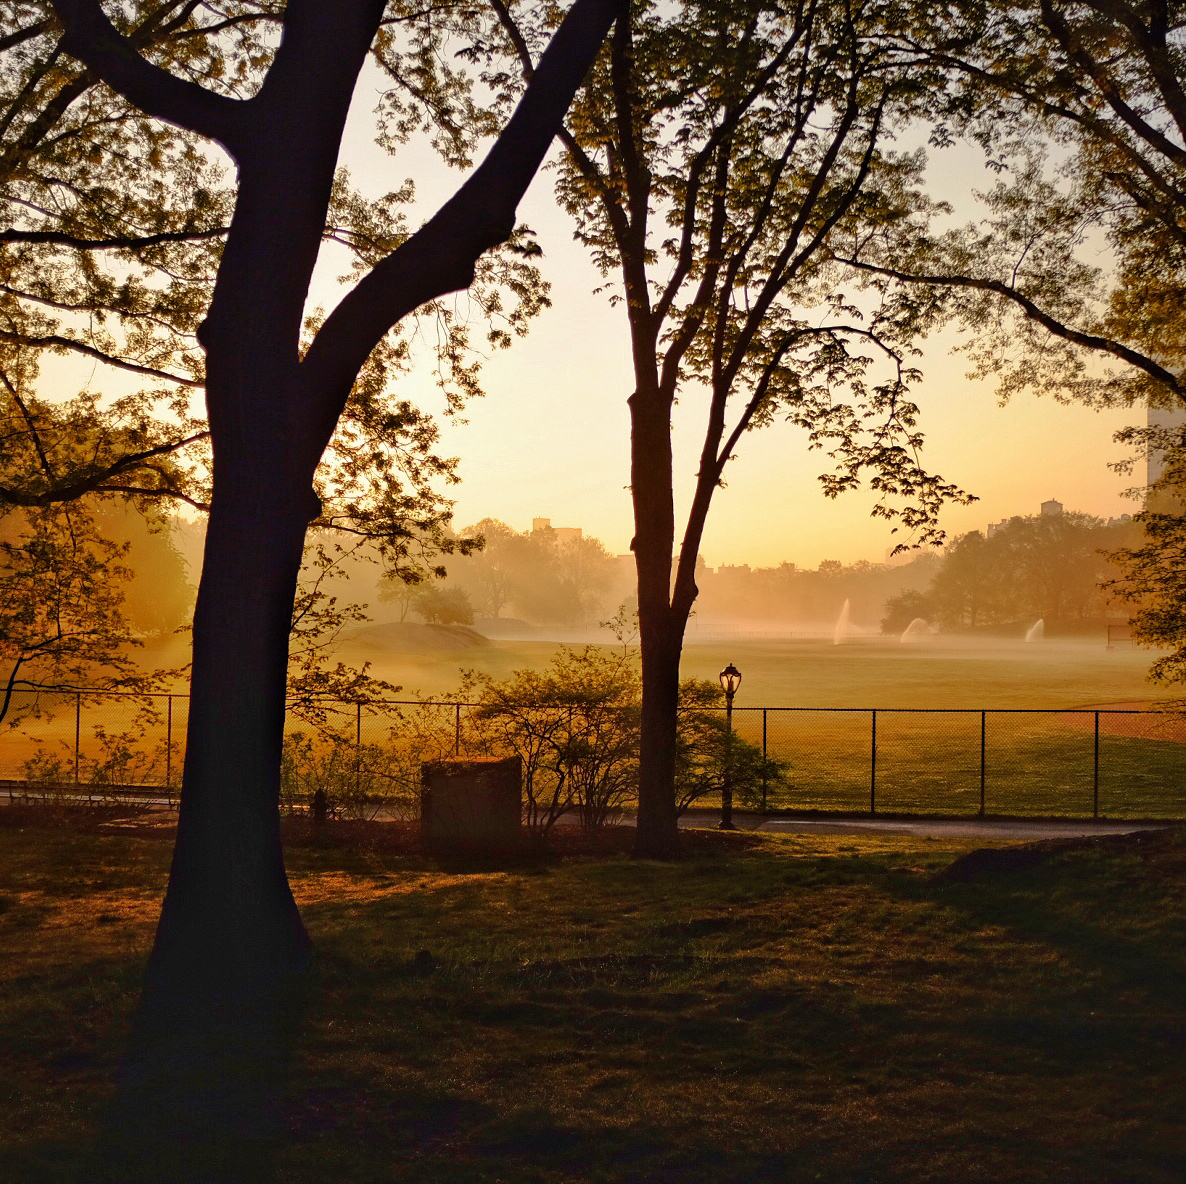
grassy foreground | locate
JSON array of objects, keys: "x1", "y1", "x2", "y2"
[{"x1": 1, "y1": 812, "x2": 1184, "y2": 1183}]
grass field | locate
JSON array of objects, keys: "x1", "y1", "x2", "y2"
[
  {"x1": 2, "y1": 813, "x2": 1184, "y2": 1183},
  {"x1": 332, "y1": 634, "x2": 1186, "y2": 820},
  {"x1": 3, "y1": 634, "x2": 1182, "y2": 820},
  {"x1": 334, "y1": 632, "x2": 1168, "y2": 708}
]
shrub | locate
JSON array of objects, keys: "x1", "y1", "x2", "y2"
[
  {"x1": 280, "y1": 731, "x2": 411, "y2": 821},
  {"x1": 469, "y1": 647, "x2": 640, "y2": 835},
  {"x1": 674, "y1": 680, "x2": 790, "y2": 814}
]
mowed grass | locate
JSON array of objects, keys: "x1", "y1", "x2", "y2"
[
  {"x1": 341, "y1": 633, "x2": 1166, "y2": 709},
  {"x1": 4, "y1": 634, "x2": 1177, "y2": 819},
  {"x1": 2, "y1": 814, "x2": 1185, "y2": 1182}
]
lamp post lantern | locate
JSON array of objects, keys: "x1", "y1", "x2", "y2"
[{"x1": 719, "y1": 663, "x2": 741, "y2": 830}]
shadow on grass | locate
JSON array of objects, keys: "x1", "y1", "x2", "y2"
[
  {"x1": 282, "y1": 1085, "x2": 897, "y2": 1184},
  {"x1": 914, "y1": 830, "x2": 1186, "y2": 1009}
]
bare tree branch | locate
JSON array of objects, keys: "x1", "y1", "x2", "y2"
[
  {"x1": 836, "y1": 254, "x2": 1186, "y2": 402},
  {"x1": 0, "y1": 225, "x2": 226, "y2": 248},
  {"x1": 0, "y1": 329, "x2": 202, "y2": 387}
]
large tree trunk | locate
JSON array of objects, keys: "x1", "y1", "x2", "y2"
[
  {"x1": 630, "y1": 366, "x2": 685, "y2": 858},
  {"x1": 103, "y1": 462, "x2": 315, "y2": 1180},
  {"x1": 47, "y1": 2, "x2": 628, "y2": 1173},
  {"x1": 634, "y1": 614, "x2": 683, "y2": 857}
]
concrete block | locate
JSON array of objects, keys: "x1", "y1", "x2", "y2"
[{"x1": 420, "y1": 756, "x2": 522, "y2": 849}]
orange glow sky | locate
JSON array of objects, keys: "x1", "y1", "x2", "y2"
[
  {"x1": 43, "y1": 66, "x2": 1140, "y2": 573},
  {"x1": 330, "y1": 77, "x2": 1141, "y2": 571}
]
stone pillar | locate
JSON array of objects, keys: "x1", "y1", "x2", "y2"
[{"x1": 420, "y1": 756, "x2": 522, "y2": 850}]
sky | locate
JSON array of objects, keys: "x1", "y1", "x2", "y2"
[
  {"x1": 321, "y1": 64, "x2": 1143, "y2": 572},
  {"x1": 39, "y1": 59, "x2": 1142, "y2": 573}
]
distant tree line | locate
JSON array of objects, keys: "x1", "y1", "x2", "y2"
[
  {"x1": 692, "y1": 554, "x2": 941, "y2": 632},
  {"x1": 387, "y1": 518, "x2": 632, "y2": 627},
  {"x1": 881, "y1": 512, "x2": 1137, "y2": 633}
]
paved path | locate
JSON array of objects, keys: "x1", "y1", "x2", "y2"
[
  {"x1": 680, "y1": 811, "x2": 1170, "y2": 841},
  {"x1": 2, "y1": 793, "x2": 1172, "y2": 842}
]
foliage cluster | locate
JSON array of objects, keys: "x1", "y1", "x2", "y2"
[
  {"x1": 464, "y1": 647, "x2": 787, "y2": 832},
  {"x1": 0, "y1": 503, "x2": 172, "y2": 726},
  {"x1": 442, "y1": 518, "x2": 628, "y2": 626},
  {"x1": 694, "y1": 552, "x2": 940, "y2": 630},
  {"x1": 1108, "y1": 507, "x2": 1186, "y2": 687},
  {"x1": 274, "y1": 645, "x2": 787, "y2": 831},
  {"x1": 881, "y1": 511, "x2": 1136, "y2": 632}
]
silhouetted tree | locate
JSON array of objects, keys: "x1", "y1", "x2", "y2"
[
  {"x1": 452, "y1": 517, "x2": 620, "y2": 624},
  {"x1": 879, "y1": 588, "x2": 936, "y2": 635},
  {"x1": 0, "y1": 503, "x2": 156, "y2": 722},
  {"x1": 841, "y1": 1, "x2": 1186, "y2": 442},
  {"x1": 928, "y1": 530, "x2": 1007, "y2": 628},
  {"x1": 1109, "y1": 508, "x2": 1186, "y2": 685},
  {"x1": 47, "y1": 0, "x2": 624, "y2": 1172},
  {"x1": 91, "y1": 503, "x2": 194, "y2": 638},
  {"x1": 494, "y1": 0, "x2": 969, "y2": 854},
  {"x1": 413, "y1": 583, "x2": 475, "y2": 625},
  {"x1": 927, "y1": 514, "x2": 1131, "y2": 629}
]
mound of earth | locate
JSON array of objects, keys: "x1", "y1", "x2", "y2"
[{"x1": 346, "y1": 621, "x2": 490, "y2": 652}]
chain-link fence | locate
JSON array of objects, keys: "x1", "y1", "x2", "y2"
[
  {"x1": 2, "y1": 690, "x2": 1184, "y2": 820},
  {"x1": 748, "y1": 707, "x2": 1186, "y2": 819}
]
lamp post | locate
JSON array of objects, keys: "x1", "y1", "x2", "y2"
[{"x1": 718, "y1": 663, "x2": 741, "y2": 830}]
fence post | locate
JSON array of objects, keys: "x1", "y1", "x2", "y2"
[
  {"x1": 761, "y1": 708, "x2": 768, "y2": 813},
  {"x1": 455, "y1": 702, "x2": 462, "y2": 757},
  {"x1": 870, "y1": 709, "x2": 877, "y2": 816},
  {"x1": 979, "y1": 710, "x2": 986, "y2": 818},
  {"x1": 74, "y1": 693, "x2": 81, "y2": 791},
  {"x1": 166, "y1": 694, "x2": 173, "y2": 793},
  {"x1": 355, "y1": 701, "x2": 363, "y2": 796},
  {"x1": 1093, "y1": 711, "x2": 1100, "y2": 819}
]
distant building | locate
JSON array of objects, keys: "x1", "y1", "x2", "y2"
[
  {"x1": 985, "y1": 517, "x2": 1018, "y2": 538},
  {"x1": 531, "y1": 517, "x2": 583, "y2": 544},
  {"x1": 987, "y1": 501, "x2": 1061, "y2": 537},
  {"x1": 1147, "y1": 402, "x2": 1186, "y2": 489}
]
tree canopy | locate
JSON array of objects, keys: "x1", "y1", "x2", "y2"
[
  {"x1": 0, "y1": 2, "x2": 549, "y2": 585},
  {"x1": 493, "y1": 0, "x2": 973, "y2": 853},
  {"x1": 841, "y1": 0, "x2": 1186, "y2": 423}
]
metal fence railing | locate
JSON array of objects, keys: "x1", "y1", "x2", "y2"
[{"x1": 1, "y1": 690, "x2": 1184, "y2": 821}]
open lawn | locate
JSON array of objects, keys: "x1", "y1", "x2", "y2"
[
  {"x1": 3, "y1": 637, "x2": 1183, "y2": 820},
  {"x1": 2, "y1": 812, "x2": 1184, "y2": 1182},
  {"x1": 338, "y1": 632, "x2": 1167, "y2": 708},
  {"x1": 335, "y1": 636, "x2": 1186, "y2": 820}
]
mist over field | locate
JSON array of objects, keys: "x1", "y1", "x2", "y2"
[
  {"x1": 330, "y1": 631, "x2": 1159, "y2": 708},
  {"x1": 118, "y1": 506, "x2": 1152, "y2": 709}
]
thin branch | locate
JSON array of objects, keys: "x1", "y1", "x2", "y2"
[
  {"x1": 51, "y1": 0, "x2": 248, "y2": 151},
  {"x1": 0, "y1": 329, "x2": 202, "y2": 387},
  {"x1": 5, "y1": 381, "x2": 58, "y2": 480},
  {"x1": 837, "y1": 254, "x2": 1186, "y2": 402},
  {"x1": 0, "y1": 429, "x2": 209, "y2": 508},
  {"x1": 0, "y1": 225, "x2": 227, "y2": 249},
  {"x1": 0, "y1": 18, "x2": 53, "y2": 55}
]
